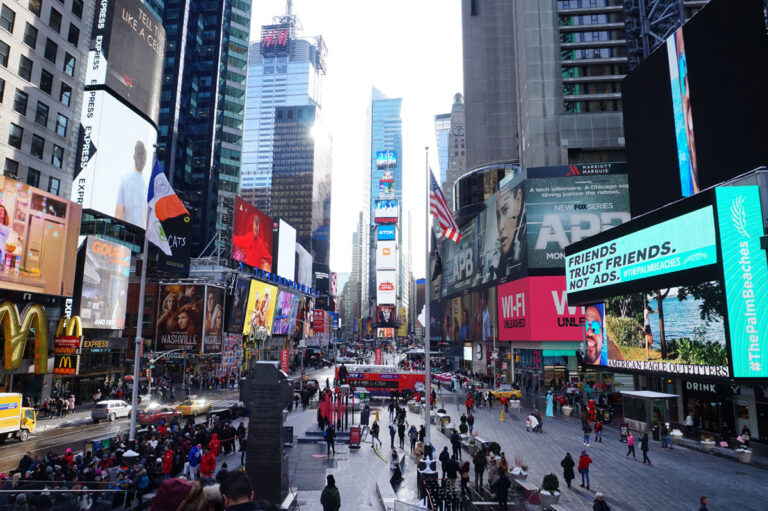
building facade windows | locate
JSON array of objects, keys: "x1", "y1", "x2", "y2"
[
  {"x1": 3, "y1": 157, "x2": 18, "y2": 177},
  {"x1": 54, "y1": 113, "x2": 67, "y2": 137},
  {"x1": 34, "y1": 101, "x2": 49, "y2": 126},
  {"x1": 18, "y1": 54, "x2": 32, "y2": 81},
  {"x1": 47, "y1": 175, "x2": 59, "y2": 195},
  {"x1": 13, "y1": 89, "x2": 28, "y2": 115},
  {"x1": 23, "y1": 22, "x2": 37, "y2": 48},
  {"x1": 51, "y1": 144, "x2": 63, "y2": 168},
  {"x1": 0, "y1": 4, "x2": 15, "y2": 33},
  {"x1": 26, "y1": 167, "x2": 39, "y2": 187},
  {"x1": 8, "y1": 123, "x2": 23, "y2": 149},
  {"x1": 30, "y1": 134, "x2": 44, "y2": 159}
]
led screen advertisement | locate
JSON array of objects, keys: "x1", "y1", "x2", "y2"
[
  {"x1": 376, "y1": 269, "x2": 397, "y2": 305},
  {"x1": 379, "y1": 171, "x2": 396, "y2": 199},
  {"x1": 203, "y1": 286, "x2": 224, "y2": 354},
  {"x1": 376, "y1": 151, "x2": 397, "y2": 169},
  {"x1": 275, "y1": 219, "x2": 296, "y2": 280},
  {"x1": 73, "y1": 90, "x2": 157, "y2": 229},
  {"x1": 377, "y1": 305, "x2": 397, "y2": 327},
  {"x1": 376, "y1": 240, "x2": 397, "y2": 270},
  {"x1": 77, "y1": 237, "x2": 131, "y2": 329},
  {"x1": 715, "y1": 187, "x2": 768, "y2": 379},
  {"x1": 225, "y1": 276, "x2": 250, "y2": 333},
  {"x1": 260, "y1": 23, "x2": 290, "y2": 56},
  {"x1": 273, "y1": 290, "x2": 300, "y2": 336},
  {"x1": 156, "y1": 284, "x2": 204, "y2": 352},
  {"x1": 497, "y1": 276, "x2": 599, "y2": 345},
  {"x1": 377, "y1": 225, "x2": 396, "y2": 241},
  {"x1": 565, "y1": 205, "x2": 718, "y2": 303},
  {"x1": 667, "y1": 28, "x2": 698, "y2": 197},
  {"x1": 526, "y1": 173, "x2": 630, "y2": 268},
  {"x1": 374, "y1": 200, "x2": 399, "y2": 224},
  {"x1": 602, "y1": 283, "x2": 728, "y2": 377},
  {"x1": 441, "y1": 287, "x2": 498, "y2": 343},
  {"x1": 232, "y1": 196, "x2": 274, "y2": 271},
  {"x1": 86, "y1": 0, "x2": 166, "y2": 124},
  {"x1": 242, "y1": 280, "x2": 278, "y2": 335},
  {"x1": 295, "y1": 244, "x2": 313, "y2": 288},
  {"x1": 0, "y1": 178, "x2": 81, "y2": 296}
]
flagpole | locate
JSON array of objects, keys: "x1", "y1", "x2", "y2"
[
  {"x1": 424, "y1": 146, "x2": 432, "y2": 450},
  {"x1": 129, "y1": 209, "x2": 150, "y2": 443}
]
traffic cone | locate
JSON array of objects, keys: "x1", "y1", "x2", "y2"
[
  {"x1": 375, "y1": 408, "x2": 380, "y2": 422},
  {"x1": 500, "y1": 409, "x2": 505, "y2": 422}
]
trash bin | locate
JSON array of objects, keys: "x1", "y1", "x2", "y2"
[
  {"x1": 349, "y1": 426, "x2": 361, "y2": 448},
  {"x1": 652, "y1": 425, "x2": 660, "y2": 441},
  {"x1": 417, "y1": 459, "x2": 438, "y2": 500}
]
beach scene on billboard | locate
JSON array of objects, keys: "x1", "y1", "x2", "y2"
[
  {"x1": 0, "y1": 177, "x2": 81, "y2": 296},
  {"x1": 602, "y1": 281, "x2": 728, "y2": 376},
  {"x1": 157, "y1": 284, "x2": 204, "y2": 351}
]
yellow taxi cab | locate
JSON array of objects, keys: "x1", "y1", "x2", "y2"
[
  {"x1": 175, "y1": 398, "x2": 213, "y2": 417},
  {"x1": 489, "y1": 386, "x2": 522, "y2": 400}
]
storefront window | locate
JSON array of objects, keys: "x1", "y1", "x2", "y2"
[{"x1": 624, "y1": 397, "x2": 646, "y2": 422}]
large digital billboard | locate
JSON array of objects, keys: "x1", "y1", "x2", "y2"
[
  {"x1": 295, "y1": 244, "x2": 312, "y2": 288},
  {"x1": 157, "y1": 284, "x2": 204, "y2": 352},
  {"x1": 376, "y1": 270, "x2": 397, "y2": 305},
  {"x1": 225, "y1": 276, "x2": 250, "y2": 333},
  {"x1": 273, "y1": 290, "x2": 300, "y2": 336},
  {"x1": 260, "y1": 23, "x2": 290, "y2": 56},
  {"x1": 377, "y1": 305, "x2": 397, "y2": 327},
  {"x1": 623, "y1": 0, "x2": 768, "y2": 216},
  {"x1": 233, "y1": 196, "x2": 274, "y2": 271},
  {"x1": 566, "y1": 206, "x2": 718, "y2": 303},
  {"x1": 374, "y1": 200, "x2": 399, "y2": 224},
  {"x1": 497, "y1": 276, "x2": 600, "y2": 346},
  {"x1": 0, "y1": 178, "x2": 81, "y2": 296},
  {"x1": 78, "y1": 237, "x2": 131, "y2": 329},
  {"x1": 275, "y1": 219, "x2": 296, "y2": 280},
  {"x1": 203, "y1": 286, "x2": 224, "y2": 354},
  {"x1": 86, "y1": 0, "x2": 165, "y2": 124},
  {"x1": 376, "y1": 240, "x2": 397, "y2": 270},
  {"x1": 73, "y1": 90, "x2": 157, "y2": 229},
  {"x1": 602, "y1": 283, "x2": 728, "y2": 378},
  {"x1": 242, "y1": 280, "x2": 278, "y2": 335},
  {"x1": 376, "y1": 151, "x2": 397, "y2": 169},
  {"x1": 715, "y1": 186, "x2": 768, "y2": 379},
  {"x1": 377, "y1": 225, "x2": 396, "y2": 241},
  {"x1": 526, "y1": 171, "x2": 630, "y2": 268}
]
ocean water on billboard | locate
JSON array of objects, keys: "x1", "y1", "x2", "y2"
[{"x1": 647, "y1": 294, "x2": 724, "y2": 350}]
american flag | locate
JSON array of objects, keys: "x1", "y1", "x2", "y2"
[{"x1": 429, "y1": 171, "x2": 461, "y2": 243}]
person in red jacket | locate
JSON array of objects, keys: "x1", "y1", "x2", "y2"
[
  {"x1": 162, "y1": 448, "x2": 174, "y2": 480},
  {"x1": 578, "y1": 450, "x2": 593, "y2": 490},
  {"x1": 199, "y1": 448, "x2": 216, "y2": 479},
  {"x1": 209, "y1": 433, "x2": 221, "y2": 458},
  {"x1": 62, "y1": 448, "x2": 74, "y2": 465}
]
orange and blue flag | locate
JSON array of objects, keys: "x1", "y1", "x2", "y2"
[{"x1": 146, "y1": 159, "x2": 190, "y2": 256}]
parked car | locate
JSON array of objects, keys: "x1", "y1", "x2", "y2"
[
  {"x1": 138, "y1": 406, "x2": 181, "y2": 425},
  {"x1": 92, "y1": 400, "x2": 132, "y2": 423},
  {"x1": 175, "y1": 398, "x2": 213, "y2": 417}
]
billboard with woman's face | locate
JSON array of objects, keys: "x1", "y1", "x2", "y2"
[
  {"x1": 156, "y1": 284, "x2": 204, "y2": 352},
  {"x1": 203, "y1": 286, "x2": 224, "y2": 353}
]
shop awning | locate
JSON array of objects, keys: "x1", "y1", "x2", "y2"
[{"x1": 620, "y1": 391, "x2": 678, "y2": 399}]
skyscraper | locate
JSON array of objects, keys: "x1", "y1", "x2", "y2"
[
  {"x1": 434, "y1": 113, "x2": 450, "y2": 185},
  {"x1": 0, "y1": 0, "x2": 90, "y2": 198},
  {"x1": 444, "y1": 93, "x2": 466, "y2": 209},
  {"x1": 461, "y1": 0, "x2": 624, "y2": 167},
  {"x1": 154, "y1": 0, "x2": 251, "y2": 255},
  {"x1": 240, "y1": 7, "x2": 326, "y2": 215}
]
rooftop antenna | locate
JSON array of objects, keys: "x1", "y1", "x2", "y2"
[{"x1": 285, "y1": 0, "x2": 292, "y2": 16}]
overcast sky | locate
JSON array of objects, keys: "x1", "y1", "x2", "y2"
[{"x1": 250, "y1": 0, "x2": 463, "y2": 278}]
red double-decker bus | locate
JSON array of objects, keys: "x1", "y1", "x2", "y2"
[{"x1": 336, "y1": 364, "x2": 425, "y2": 397}]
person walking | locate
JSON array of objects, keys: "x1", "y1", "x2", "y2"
[
  {"x1": 414, "y1": 441, "x2": 425, "y2": 464},
  {"x1": 560, "y1": 452, "x2": 575, "y2": 489},
  {"x1": 491, "y1": 472, "x2": 511, "y2": 511},
  {"x1": 388, "y1": 423, "x2": 396, "y2": 447},
  {"x1": 545, "y1": 390, "x2": 554, "y2": 417},
  {"x1": 459, "y1": 459, "x2": 471, "y2": 497},
  {"x1": 439, "y1": 447, "x2": 451, "y2": 479},
  {"x1": 445, "y1": 455, "x2": 460, "y2": 492},
  {"x1": 473, "y1": 449, "x2": 487, "y2": 489},
  {"x1": 594, "y1": 420, "x2": 603, "y2": 443},
  {"x1": 408, "y1": 425, "x2": 418, "y2": 453},
  {"x1": 370, "y1": 421, "x2": 382, "y2": 448},
  {"x1": 699, "y1": 496, "x2": 709, "y2": 511},
  {"x1": 582, "y1": 420, "x2": 592, "y2": 446},
  {"x1": 397, "y1": 422, "x2": 406, "y2": 450},
  {"x1": 640, "y1": 433, "x2": 651, "y2": 465},
  {"x1": 450, "y1": 429, "x2": 462, "y2": 460},
  {"x1": 324, "y1": 424, "x2": 336, "y2": 456},
  {"x1": 578, "y1": 450, "x2": 592, "y2": 490},
  {"x1": 320, "y1": 475, "x2": 341, "y2": 511},
  {"x1": 199, "y1": 448, "x2": 216, "y2": 479},
  {"x1": 467, "y1": 412, "x2": 475, "y2": 433},
  {"x1": 593, "y1": 492, "x2": 611, "y2": 511},
  {"x1": 626, "y1": 431, "x2": 636, "y2": 459}
]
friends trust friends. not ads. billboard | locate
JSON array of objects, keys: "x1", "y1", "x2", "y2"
[{"x1": 497, "y1": 276, "x2": 603, "y2": 346}]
